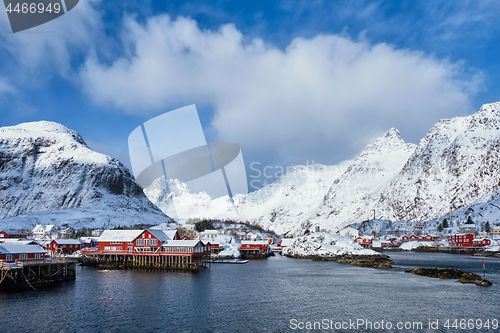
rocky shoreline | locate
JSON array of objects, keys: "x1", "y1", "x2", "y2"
[
  {"x1": 405, "y1": 267, "x2": 492, "y2": 286},
  {"x1": 285, "y1": 254, "x2": 394, "y2": 269}
]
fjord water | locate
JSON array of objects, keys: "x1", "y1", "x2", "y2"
[{"x1": 0, "y1": 253, "x2": 498, "y2": 332}]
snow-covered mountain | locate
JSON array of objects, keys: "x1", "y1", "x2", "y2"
[
  {"x1": 309, "y1": 102, "x2": 500, "y2": 233},
  {"x1": 0, "y1": 121, "x2": 171, "y2": 228},
  {"x1": 145, "y1": 102, "x2": 500, "y2": 237},
  {"x1": 294, "y1": 128, "x2": 416, "y2": 235},
  {"x1": 145, "y1": 162, "x2": 352, "y2": 225}
]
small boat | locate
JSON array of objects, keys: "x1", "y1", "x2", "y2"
[{"x1": 212, "y1": 259, "x2": 249, "y2": 264}]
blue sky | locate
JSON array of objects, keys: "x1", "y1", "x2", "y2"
[{"x1": 0, "y1": 0, "x2": 499, "y2": 188}]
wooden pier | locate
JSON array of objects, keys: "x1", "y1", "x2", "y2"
[
  {"x1": 81, "y1": 252, "x2": 210, "y2": 271},
  {"x1": 0, "y1": 258, "x2": 76, "y2": 291}
]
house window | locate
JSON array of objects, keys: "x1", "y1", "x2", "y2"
[
  {"x1": 6, "y1": 254, "x2": 14, "y2": 261},
  {"x1": 20, "y1": 254, "x2": 28, "y2": 260},
  {"x1": 35, "y1": 253, "x2": 41, "y2": 259},
  {"x1": 151, "y1": 239, "x2": 157, "y2": 246},
  {"x1": 128, "y1": 247, "x2": 133, "y2": 252},
  {"x1": 136, "y1": 239, "x2": 144, "y2": 246}
]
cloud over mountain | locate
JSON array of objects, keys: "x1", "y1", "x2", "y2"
[{"x1": 80, "y1": 14, "x2": 483, "y2": 167}]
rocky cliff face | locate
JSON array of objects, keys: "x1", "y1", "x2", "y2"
[{"x1": 0, "y1": 121, "x2": 170, "y2": 224}]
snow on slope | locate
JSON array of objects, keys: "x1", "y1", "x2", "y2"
[
  {"x1": 145, "y1": 162, "x2": 353, "y2": 224},
  {"x1": 301, "y1": 128, "x2": 416, "y2": 234},
  {"x1": 0, "y1": 121, "x2": 171, "y2": 228},
  {"x1": 374, "y1": 102, "x2": 500, "y2": 223},
  {"x1": 302, "y1": 102, "x2": 500, "y2": 235}
]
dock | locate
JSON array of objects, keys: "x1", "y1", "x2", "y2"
[
  {"x1": 81, "y1": 250, "x2": 210, "y2": 270},
  {"x1": 0, "y1": 258, "x2": 76, "y2": 291}
]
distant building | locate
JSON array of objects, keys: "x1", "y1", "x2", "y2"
[
  {"x1": 0, "y1": 229, "x2": 29, "y2": 239},
  {"x1": 459, "y1": 226, "x2": 476, "y2": 234},
  {"x1": 355, "y1": 236, "x2": 373, "y2": 248},
  {"x1": 339, "y1": 227, "x2": 359, "y2": 238},
  {"x1": 449, "y1": 233, "x2": 475, "y2": 247},
  {"x1": 47, "y1": 239, "x2": 83, "y2": 254},
  {"x1": 239, "y1": 241, "x2": 269, "y2": 255},
  {"x1": 277, "y1": 238, "x2": 293, "y2": 248},
  {"x1": 473, "y1": 238, "x2": 491, "y2": 247},
  {"x1": 491, "y1": 228, "x2": 500, "y2": 235}
]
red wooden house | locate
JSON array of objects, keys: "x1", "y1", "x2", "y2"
[
  {"x1": 449, "y1": 233, "x2": 475, "y2": 247},
  {"x1": 409, "y1": 235, "x2": 418, "y2": 241},
  {"x1": 97, "y1": 230, "x2": 160, "y2": 253},
  {"x1": 0, "y1": 230, "x2": 28, "y2": 239},
  {"x1": 0, "y1": 244, "x2": 46, "y2": 263},
  {"x1": 161, "y1": 240, "x2": 211, "y2": 257},
  {"x1": 239, "y1": 240, "x2": 269, "y2": 254},
  {"x1": 473, "y1": 238, "x2": 491, "y2": 247},
  {"x1": 355, "y1": 237, "x2": 373, "y2": 244},
  {"x1": 390, "y1": 240, "x2": 401, "y2": 247},
  {"x1": 47, "y1": 239, "x2": 83, "y2": 254},
  {"x1": 401, "y1": 235, "x2": 410, "y2": 242}
]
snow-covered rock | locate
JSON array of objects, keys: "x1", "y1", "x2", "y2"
[
  {"x1": 282, "y1": 232, "x2": 377, "y2": 257},
  {"x1": 0, "y1": 121, "x2": 171, "y2": 228}
]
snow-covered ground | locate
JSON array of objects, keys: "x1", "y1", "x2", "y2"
[
  {"x1": 399, "y1": 241, "x2": 435, "y2": 251},
  {"x1": 282, "y1": 232, "x2": 378, "y2": 257}
]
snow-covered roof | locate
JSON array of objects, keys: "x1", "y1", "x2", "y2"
[
  {"x1": 98, "y1": 230, "x2": 144, "y2": 242},
  {"x1": 79, "y1": 237, "x2": 97, "y2": 242},
  {"x1": 148, "y1": 229, "x2": 171, "y2": 242},
  {"x1": 0, "y1": 244, "x2": 46, "y2": 254},
  {"x1": 53, "y1": 239, "x2": 82, "y2": 245},
  {"x1": 280, "y1": 239, "x2": 294, "y2": 247},
  {"x1": 0, "y1": 239, "x2": 39, "y2": 245},
  {"x1": 163, "y1": 240, "x2": 203, "y2": 247},
  {"x1": 201, "y1": 230, "x2": 219, "y2": 235},
  {"x1": 241, "y1": 240, "x2": 268, "y2": 245},
  {"x1": 164, "y1": 230, "x2": 178, "y2": 240}
]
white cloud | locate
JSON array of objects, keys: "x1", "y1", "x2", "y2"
[
  {"x1": 0, "y1": 78, "x2": 16, "y2": 97},
  {"x1": 0, "y1": 0, "x2": 102, "y2": 82},
  {"x1": 80, "y1": 14, "x2": 483, "y2": 166}
]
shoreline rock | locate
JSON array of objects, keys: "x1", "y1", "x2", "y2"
[
  {"x1": 404, "y1": 267, "x2": 492, "y2": 286},
  {"x1": 288, "y1": 254, "x2": 394, "y2": 269}
]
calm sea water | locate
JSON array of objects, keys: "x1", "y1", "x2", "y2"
[{"x1": 0, "y1": 252, "x2": 499, "y2": 333}]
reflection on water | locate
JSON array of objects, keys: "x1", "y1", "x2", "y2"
[{"x1": 0, "y1": 252, "x2": 498, "y2": 332}]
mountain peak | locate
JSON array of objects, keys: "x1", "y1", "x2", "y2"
[
  {"x1": 0, "y1": 120, "x2": 87, "y2": 146},
  {"x1": 383, "y1": 128, "x2": 401, "y2": 140}
]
